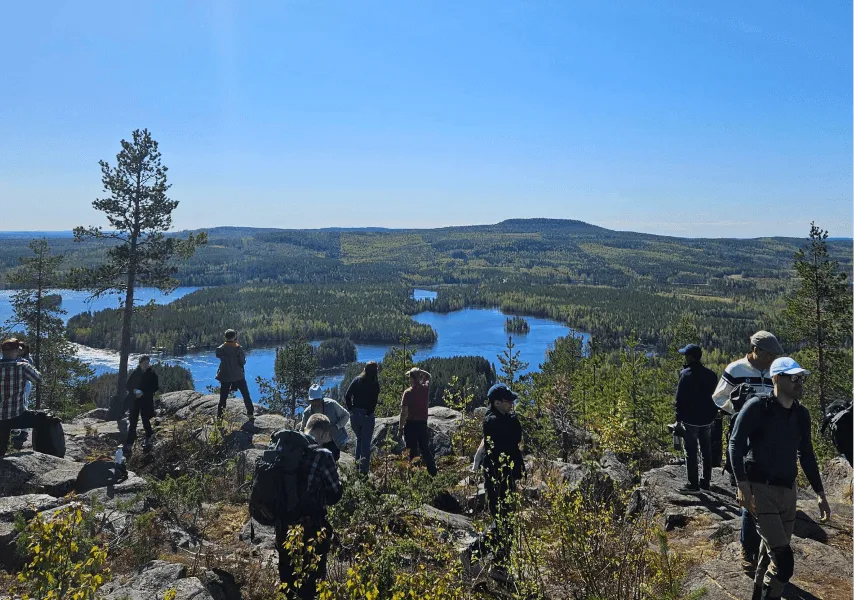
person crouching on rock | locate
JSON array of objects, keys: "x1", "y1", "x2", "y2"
[
  {"x1": 301, "y1": 384, "x2": 349, "y2": 461},
  {"x1": 729, "y1": 357, "x2": 830, "y2": 600},
  {"x1": 673, "y1": 344, "x2": 719, "y2": 493},
  {"x1": 463, "y1": 383, "x2": 525, "y2": 583},
  {"x1": 215, "y1": 329, "x2": 254, "y2": 420},
  {"x1": 0, "y1": 338, "x2": 43, "y2": 457},
  {"x1": 124, "y1": 355, "x2": 159, "y2": 451}
]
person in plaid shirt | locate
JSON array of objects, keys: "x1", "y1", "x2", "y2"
[
  {"x1": 1, "y1": 338, "x2": 43, "y2": 456},
  {"x1": 274, "y1": 413, "x2": 343, "y2": 600}
]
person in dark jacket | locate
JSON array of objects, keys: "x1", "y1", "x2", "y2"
[
  {"x1": 462, "y1": 383, "x2": 525, "y2": 582},
  {"x1": 124, "y1": 355, "x2": 159, "y2": 450},
  {"x1": 344, "y1": 361, "x2": 380, "y2": 474},
  {"x1": 729, "y1": 357, "x2": 830, "y2": 600},
  {"x1": 215, "y1": 329, "x2": 253, "y2": 419},
  {"x1": 674, "y1": 344, "x2": 719, "y2": 492}
]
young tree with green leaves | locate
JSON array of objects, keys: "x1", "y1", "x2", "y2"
[
  {"x1": 73, "y1": 129, "x2": 206, "y2": 416},
  {"x1": 4, "y1": 239, "x2": 92, "y2": 411},
  {"x1": 784, "y1": 223, "x2": 853, "y2": 413},
  {"x1": 497, "y1": 335, "x2": 529, "y2": 387},
  {"x1": 257, "y1": 339, "x2": 319, "y2": 416}
]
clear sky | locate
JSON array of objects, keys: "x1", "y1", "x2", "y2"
[{"x1": 2, "y1": 1, "x2": 851, "y2": 237}]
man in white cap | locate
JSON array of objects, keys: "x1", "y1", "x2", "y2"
[
  {"x1": 713, "y1": 329, "x2": 784, "y2": 575},
  {"x1": 301, "y1": 384, "x2": 349, "y2": 461},
  {"x1": 729, "y1": 357, "x2": 830, "y2": 600}
]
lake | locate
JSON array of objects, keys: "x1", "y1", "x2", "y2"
[{"x1": 1, "y1": 287, "x2": 588, "y2": 400}]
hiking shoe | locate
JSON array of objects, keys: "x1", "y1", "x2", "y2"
[
  {"x1": 142, "y1": 435, "x2": 153, "y2": 450},
  {"x1": 678, "y1": 483, "x2": 701, "y2": 494},
  {"x1": 699, "y1": 479, "x2": 710, "y2": 491},
  {"x1": 741, "y1": 548, "x2": 757, "y2": 577}
]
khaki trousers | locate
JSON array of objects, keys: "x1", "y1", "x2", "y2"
[{"x1": 751, "y1": 482, "x2": 797, "y2": 596}]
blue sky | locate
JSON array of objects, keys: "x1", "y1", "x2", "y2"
[{"x1": 1, "y1": 1, "x2": 851, "y2": 237}]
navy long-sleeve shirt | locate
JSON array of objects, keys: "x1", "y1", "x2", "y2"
[
  {"x1": 729, "y1": 395, "x2": 824, "y2": 494},
  {"x1": 673, "y1": 362, "x2": 719, "y2": 426}
]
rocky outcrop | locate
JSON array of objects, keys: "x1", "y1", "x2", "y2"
[
  {"x1": 100, "y1": 560, "x2": 217, "y2": 600},
  {"x1": 357, "y1": 406, "x2": 464, "y2": 459},
  {"x1": 0, "y1": 451, "x2": 84, "y2": 497}
]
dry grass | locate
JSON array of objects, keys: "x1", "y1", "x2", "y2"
[{"x1": 203, "y1": 502, "x2": 249, "y2": 545}]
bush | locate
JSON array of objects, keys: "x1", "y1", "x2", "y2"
[{"x1": 14, "y1": 503, "x2": 110, "y2": 600}]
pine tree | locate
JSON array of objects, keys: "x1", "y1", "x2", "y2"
[
  {"x1": 4, "y1": 240, "x2": 93, "y2": 411},
  {"x1": 784, "y1": 223, "x2": 853, "y2": 413},
  {"x1": 73, "y1": 129, "x2": 206, "y2": 416},
  {"x1": 275, "y1": 339, "x2": 319, "y2": 417},
  {"x1": 497, "y1": 335, "x2": 529, "y2": 386}
]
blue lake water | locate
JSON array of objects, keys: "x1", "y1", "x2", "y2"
[{"x1": 1, "y1": 287, "x2": 588, "y2": 401}]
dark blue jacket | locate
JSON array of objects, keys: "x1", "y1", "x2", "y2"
[{"x1": 674, "y1": 362, "x2": 719, "y2": 426}]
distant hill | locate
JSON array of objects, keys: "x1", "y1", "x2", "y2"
[{"x1": 1, "y1": 218, "x2": 851, "y2": 289}]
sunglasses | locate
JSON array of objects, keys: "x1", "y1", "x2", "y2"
[{"x1": 785, "y1": 374, "x2": 808, "y2": 383}]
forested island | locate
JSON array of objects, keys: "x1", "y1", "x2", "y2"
[{"x1": 505, "y1": 315, "x2": 530, "y2": 334}]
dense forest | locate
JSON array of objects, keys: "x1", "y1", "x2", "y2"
[{"x1": 2, "y1": 220, "x2": 851, "y2": 289}]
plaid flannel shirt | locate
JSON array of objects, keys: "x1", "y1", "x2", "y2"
[
  {"x1": 0, "y1": 359, "x2": 42, "y2": 421},
  {"x1": 304, "y1": 446, "x2": 344, "y2": 512}
]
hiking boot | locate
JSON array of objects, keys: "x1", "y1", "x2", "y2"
[
  {"x1": 699, "y1": 479, "x2": 710, "y2": 491},
  {"x1": 678, "y1": 483, "x2": 701, "y2": 494},
  {"x1": 741, "y1": 548, "x2": 757, "y2": 577},
  {"x1": 142, "y1": 435, "x2": 153, "y2": 451}
]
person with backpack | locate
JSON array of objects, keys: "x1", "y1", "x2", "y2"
[
  {"x1": 263, "y1": 414, "x2": 343, "y2": 599},
  {"x1": 713, "y1": 330, "x2": 783, "y2": 576},
  {"x1": 344, "y1": 361, "x2": 380, "y2": 474},
  {"x1": 821, "y1": 399, "x2": 852, "y2": 466},
  {"x1": 124, "y1": 355, "x2": 159, "y2": 451},
  {"x1": 729, "y1": 357, "x2": 830, "y2": 600},
  {"x1": 462, "y1": 383, "x2": 525, "y2": 582},
  {"x1": 399, "y1": 367, "x2": 437, "y2": 476},
  {"x1": 301, "y1": 384, "x2": 349, "y2": 461},
  {"x1": 673, "y1": 344, "x2": 719, "y2": 493},
  {"x1": 215, "y1": 329, "x2": 254, "y2": 420},
  {"x1": 0, "y1": 338, "x2": 43, "y2": 457}
]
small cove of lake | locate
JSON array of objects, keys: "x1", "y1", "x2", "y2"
[{"x1": 1, "y1": 287, "x2": 589, "y2": 400}]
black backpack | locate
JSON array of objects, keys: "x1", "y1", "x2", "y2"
[
  {"x1": 822, "y1": 399, "x2": 852, "y2": 466},
  {"x1": 249, "y1": 429, "x2": 317, "y2": 528},
  {"x1": 31, "y1": 411, "x2": 66, "y2": 458}
]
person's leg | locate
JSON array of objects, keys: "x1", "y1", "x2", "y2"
[
  {"x1": 752, "y1": 484, "x2": 792, "y2": 599},
  {"x1": 360, "y1": 414, "x2": 375, "y2": 473},
  {"x1": 403, "y1": 422, "x2": 419, "y2": 460},
  {"x1": 217, "y1": 382, "x2": 231, "y2": 418},
  {"x1": 742, "y1": 508, "x2": 761, "y2": 570},
  {"x1": 698, "y1": 425, "x2": 712, "y2": 487},
  {"x1": 350, "y1": 412, "x2": 363, "y2": 461},
  {"x1": 682, "y1": 425, "x2": 700, "y2": 488},
  {"x1": 491, "y1": 474, "x2": 516, "y2": 571},
  {"x1": 0, "y1": 420, "x2": 12, "y2": 457},
  {"x1": 417, "y1": 422, "x2": 437, "y2": 476},
  {"x1": 710, "y1": 415, "x2": 723, "y2": 468},
  {"x1": 236, "y1": 379, "x2": 254, "y2": 416},
  {"x1": 275, "y1": 526, "x2": 297, "y2": 590},
  {"x1": 126, "y1": 404, "x2": 141, "y2": 446},
  {"x1": 141, "y1": 398, "x2": 154, "y2": 437}
]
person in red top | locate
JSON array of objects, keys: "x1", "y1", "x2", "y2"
[{"x1": 399, "y1": 367, "x2": 437, "y2": 476}]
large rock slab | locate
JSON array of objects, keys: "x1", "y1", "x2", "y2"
[
  {"x1": 174, "y1": 394, "x2": 264, "y2": 422},
  {"x1": 0, "y1": 451, "x2": 84, "y2": 497},
  {"x1": 0, "y1": 494, "x2": 63, "y2": 522},
  {"x1": 159, "y1": 390, "x2": 206, "y2": 415},
  {"x1": 63, "y1": 417, "x2": 128, "y2": 443},
  {"x1": 100, "y1": 560, "x2": 215, "y2": 599},
  {"x1": 600, "y1": 450, "x2": 634, "y2": 490}
]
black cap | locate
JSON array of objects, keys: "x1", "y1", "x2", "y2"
[
  {"x1": 678, "y1": 344, "x2": 702, "y2": 360},
  {"x1": 487, "y1": 383, "x2": 518, "y2": 402}
]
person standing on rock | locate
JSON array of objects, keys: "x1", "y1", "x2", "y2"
[
  {"x1": 0, "y1": 338, "x2": 43, "y2": 457},
  {"x1": 301, "y1": 384, "x2": 349, "y2": 461},
  {"x1": 344, "y1": 361, "x2": 380, "y2": 474},
  {"x1": 275, "y1": 414, "x2": 343, "y2": 599},
  {"x1": 713, "y1": 330, "x2": 783, "y2": 575},
  {"x1": 463, "y1": 383, "x2": 525, "y2": 583},
  {"x1": 124, "y1": 355, "x2": 159, "y2": 451},
  {"x1": 399, "y1": 367, "x2": 437, "y2": 476},
  {"x1": 673, "y1": 344, "x2": 719, "y2": 493},
  {"x1": 215, "y1": 329, "x2": 254, "y2": 420},
  {"x1": 729, "y1": 357, "x2": 831, "y2": 600}
]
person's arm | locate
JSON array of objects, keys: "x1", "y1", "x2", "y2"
[
  {"x1": 308, "y1": 451, "x2": 344, "y2": 506},
  {"x1": 301, "y1": 410, "x2": 310, "y2": 431},
  {"x1": 126, "y1": 370, "x2": 136, "y2": 393},
  {"x1": 472, "y1": 439, "x2": 485, "y2": 471},
  {"x1": 796, "y1": 407, "x2": 831, "y2": 520},
  {"x1": 712, "y1": 372, "x2": 735, "y2": 413},
  {"x1": 215, "y1": 344, "x2": 224, "y2": 358},
  {"x1": 674, "y1": 371, "x2": 687, "y2": 422},
  {"x1": 238, "y1": 346, "x2": 246, "y2": 367},
  {"x1": 332, "y1": 400, "x2": 350, "y2": 429},
  {"x1": 729, "y1": 399, "x2": 761, "y2": 511},
  {"x1": 344, "y1": 378, "x2": 357, "y2": 411},
  {"x1": 22, "y1": 363, "x2": 42, "y2": 385}
]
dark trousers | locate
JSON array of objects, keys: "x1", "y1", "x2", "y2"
[
  {"x1": 403, "y1": 421, "x2": 437, "y2": 476},
  {"x1": 683, "y1": 424, "x2": 712, "y2": 486},
  {"x1": 275, "y1": 519, "x2": 333, "y2": 600},
  {"x1": 742, "y1": 508, "x2": 761, "y2": 560},
  {"x1": 710, "y1": 415, "x2": 723, "y2": 468},
  {"x1": 0, "y1": 411, "x2": 41, "y2": 457},
  {"x1": 473, "y1": 471, "x2": 517, "y2": 568},
  {"x1": 350, "y1": 409, "x2": 375, "y2": 473},
  {"x1": 217, "y1": 379, "x2": 253, "y2": 417},
  {"x1": 126, "y1": 396, "x2": 154, "y2": 446},
  {"x1": 323, "y1": 440, "x2": 340, "y2": 462}
]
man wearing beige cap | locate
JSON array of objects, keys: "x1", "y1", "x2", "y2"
[{"x1": 713, "y1": 330, "x2": 784, "y2": 576}]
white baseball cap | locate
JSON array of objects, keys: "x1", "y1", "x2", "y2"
[
  {"x1": 308, "y1": 384, "x2": 323, "y2": 400},
  {"x1": 769, "y1": 357, "x2": 810, "y2": 377}
]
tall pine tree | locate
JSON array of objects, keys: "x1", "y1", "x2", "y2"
[{"x1": 73, "y1": 129, "x2": 206, "y2": 416}]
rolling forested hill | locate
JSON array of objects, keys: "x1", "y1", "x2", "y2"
[{"x1": 1, "y1": 219, "x2": 851, "y2": 289}]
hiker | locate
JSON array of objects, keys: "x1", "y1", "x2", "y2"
[
  {"x1": 399, "y1": 367, "x2": 437, "y2": 476},
  {"x1": 713, "y1": 330, "x2": 783, "y2": 576},
  {"x1": 729, "y1": 357, "x2": 830, "y2": 600},
  {"x1": 822, "y1": 399, "x2": 852, "y2": 466},
  {"x1": 673, "y1": 344, "x2": 719, "y2": 493},
  {"x1": 463, "y1": 383, "x2": 525, "y2": 582},
  {"x1": 275, "y1": 414, "x2": 343, "y2": 599},
  {"x1": 124, "y1": 355, "x2": 159, "y2": 451},
  {"x1": 215, "y1": 329, "x2": 254, "y2": 420},
  {"x1": 0, "y1": 338, "x2": 43, "y2": 457},
  {"x1": 344, "y1": 361, "x2": 380, "y2": 474},
  {"x1": 301, "y1": 384, "x2": 349, "y2": 461}
]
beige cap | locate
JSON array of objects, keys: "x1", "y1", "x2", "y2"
[{"x1": 750, "y1": 331, "x2": 784, "y2": 355}]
